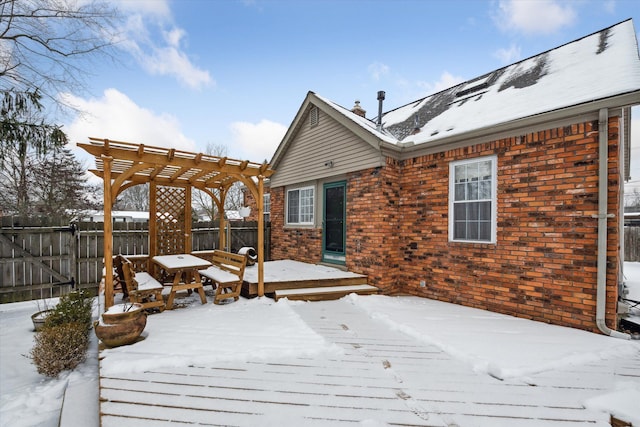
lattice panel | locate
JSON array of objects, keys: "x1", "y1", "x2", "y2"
[{"x1": 155, "y1": 186, "x2": 186, "y2": 255}]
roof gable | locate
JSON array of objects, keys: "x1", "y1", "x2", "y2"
[
  {"x1": 269, "y1": 94, "x2": 385, "y2": 187},
  {"x1": 270, "y1": 92, "x2": 392, "y2": 170}
]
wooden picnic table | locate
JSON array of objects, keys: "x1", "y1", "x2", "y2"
[{"x1": 152, "y1": 254, "x2": 211, "y2": 309}]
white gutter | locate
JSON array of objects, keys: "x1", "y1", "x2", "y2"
[{"x1": 595, "y1": 108, "x2": 630, "y2": 339}]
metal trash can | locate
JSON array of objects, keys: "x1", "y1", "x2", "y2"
[{"x1": 238, "y1": 247, "x2": 257, "y2": 266}]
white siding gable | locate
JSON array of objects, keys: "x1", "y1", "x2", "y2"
[{"x1": 270, "y1": 105, "x2": 383, "y2": 188}]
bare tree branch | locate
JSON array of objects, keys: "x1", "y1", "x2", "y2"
[{"x1": 0, "y1": 0, "x2": 121, "y2": 109}]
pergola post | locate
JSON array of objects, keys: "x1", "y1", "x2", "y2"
[
  {"x1": 185, "y1": 186, "x2": 192, "y2": 251},
  {"x1": 102, "y1": 155, "x2": 114, "y2": 308},
  {"x1": 218, "y1": 187, "x2": 227, "y2": 251},
  {"x1": 257, "y1": 176, "x2": 265, "y2": 297},
  {"x1": 149, "y1": 182, "x2": 157, "y2": 264}
]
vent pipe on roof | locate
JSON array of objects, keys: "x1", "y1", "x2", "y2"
[{"x1": 377, "y1": 91, "x2": 385, "y2": 131}]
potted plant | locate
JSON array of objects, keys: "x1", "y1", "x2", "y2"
[
  {"x1": 31, "y1": 300, "x2": 54, "y2": 332},
  {"x1": 94, "y1": 302, "x2": 147, "y2": 348}
]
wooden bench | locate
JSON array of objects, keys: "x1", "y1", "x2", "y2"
[
  {"x1": 196, "y1": 250, "x2": 247, "y2": 305},
  {"x1": 114, "y1": 254, "x2": 165, "y2": 312}
]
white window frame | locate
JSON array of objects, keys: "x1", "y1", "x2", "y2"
[
  {"x1": 286, "y1": 186, "x2": 314, "y2": 225},
  {"x1": 263, "y1": 193, "x2": 271, "y2": 221},
  {"x1": 449, "y1": 155, "x2": 497, "y2": 244}
]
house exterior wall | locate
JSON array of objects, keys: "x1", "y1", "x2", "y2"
[
  {"x1": 269, "y1": 106, "x2": 383, "y2": 188},
  {"x1": 395, "y1": 118, "x2": 620, "y2": 332},
  {"x1": 345, "y1": 157, "x2": 402, "y2": 293},
  {"x1": 241, "y1": 186, "x2": 269, "y2": 223},
  {"x1": 270, "y1": 116, "x2": 622, "y2": 332},
  {"x1": 270, "y1": 186, "x2": 323, "y2": 263}
]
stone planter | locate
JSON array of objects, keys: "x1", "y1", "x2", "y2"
[
  {"x1": 94, "y1": 303, "x2": 147, "y2": 348},
  {"x1": 31, "y1": 309, "x2": 53, "y2": 332}
]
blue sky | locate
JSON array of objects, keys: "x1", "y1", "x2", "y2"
[{"x1": 64, "y1": 0, "x2": 640, "y2": 190}]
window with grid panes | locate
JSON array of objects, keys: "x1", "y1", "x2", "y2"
[
  {"x1": 287, "y1": 186, "x2": 314, "y2": 225},
  {"x1": 449, "y1": 156, "x2": 496, "y2": 243}
]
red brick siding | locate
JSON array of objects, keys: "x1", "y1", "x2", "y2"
[
  {"x1": 270, "y1": 187, "x2": 322, "y2": 263},
  {"x1": 346, "y1": 158, "x2": 402, "y2": 293},
  {"x1": 241, "y1": 188, "x2": 260, "y2": 222},
  {"x1": 398, "y1": 119, "x2": 620, "y2": 332},
  {"x1": 270, "y1": 117, "x2": 621, "y2": 332}
]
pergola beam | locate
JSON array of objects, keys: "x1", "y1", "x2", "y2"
[{"x1": 80, "y1": 139, "x2": 270, "y2": 180}]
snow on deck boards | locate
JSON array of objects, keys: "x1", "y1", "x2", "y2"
[
  {"x1": 243, "y1": 260, "x2": 366, "y2": 283},
  {"x1": 274, "y1": 284, "x2": 379, "y2": 301},
  {"x1": 276, "y1": 284, "x2": 377, "y2": 296},
  {"x1": 242, "y1": 260, "x2": 369, "y2": 297},
  {"x1": 98, "y1": 298, "x2": 638, "y2": 426}
]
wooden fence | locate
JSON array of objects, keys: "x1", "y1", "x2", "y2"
[
  {"x1": 625, "y1": 226, "x2": 640, "y2": 262},
  {"x1": 0, "y1": 220, "x2": 270, "y2": 303}
]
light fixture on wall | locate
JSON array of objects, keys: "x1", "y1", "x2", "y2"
[{"x1": 324, "y1": 160, "x2": 334, "y2": 168}]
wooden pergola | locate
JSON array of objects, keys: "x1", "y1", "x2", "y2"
[{"x1": 78, "y1": 137, "x2": 274, "y2": 309}]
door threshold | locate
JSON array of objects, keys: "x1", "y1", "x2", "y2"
[{"x1": 319, "y1": 262, "x2": 348, "y2": 271}]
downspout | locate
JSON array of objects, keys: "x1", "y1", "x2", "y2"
[{"x1": 595, "y1": 108, "x2": 630, "y2": 339}]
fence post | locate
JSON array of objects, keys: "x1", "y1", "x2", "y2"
[
  {"x1": 625, "y1": 226, "x2": 639, "y2": 262},
  {"x1": 70, "y1": 223, "x2": 78, "y2": 290}
]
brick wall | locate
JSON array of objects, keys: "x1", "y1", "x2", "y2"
[
  {"x1": 395, "y1": 118, "x2": 620, "y2": 332},
  {"x1": 270, "y1": 117, "x2": 621, "y2": 332},
  {"x1": 270, "y1": 187, "x2": 323, "y2": 263},
  {"x1": 242, "y1": 186, "x2": 273, "y2": 223},
  {"x1": 346, "y1": 158, "x2": 402, "y2": 293}
]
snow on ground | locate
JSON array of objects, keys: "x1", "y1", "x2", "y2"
[
  {"x1": 0, "y1": 299, "x2": 99, "y2": 427},
  {"x1": 624, "y1": 262, "x2": 640, "y2": 302},
  {"x1": 99, "y1": 296, "x2": 342, "y2": 377},
  {"x1": 1, "y1": 263, "x2": 640, "y2": 427},
  {"x1": 349, "y1": 293, "x2": 638, "y2": 380}
]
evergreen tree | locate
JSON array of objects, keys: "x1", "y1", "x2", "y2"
[
  {"x1": 31, "y1": 147, "x2": 97, "y2": 222},
  {"x1": 0, "y1": 91, "x2": 68, "y2": 218}
]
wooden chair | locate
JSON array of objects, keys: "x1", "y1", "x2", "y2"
[
  {"x1": 117, "y1": 255, "x2": 165, "y2": 312},
  {"x1": 112, "y1": 255, "x2": 129, "y2": 299},
  {"x1": 197, "y1": 250, "x2": 247, "y2": 304}
]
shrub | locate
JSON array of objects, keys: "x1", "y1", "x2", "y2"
[
  {"x1": 44, "y1": 289, "x2": 93, "y2": 333},
  {"x1": 30, "y1": 289, "x2": 94, "y2": 377},
  {"x1": 30, "y1": 322, "x2": 89, "y2": 377}
]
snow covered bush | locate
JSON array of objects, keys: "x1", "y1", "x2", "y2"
[
  {"x1": 29, "y1": 290, "x2": 94, "y2": 377},
  {"x1": 43, "y1": 289, "x2": 93, "y2": 332},
  {"x1": 30, "y1": 321, "x2": 89, "y2": 377}
]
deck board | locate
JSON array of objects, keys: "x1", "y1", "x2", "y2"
[
  {"x1": 100, "y1": 298, "x2": 637, "y2": 426},
  {"x1": 275, "y1": 284, "x2": 378, "y2": 301},
  {"x1": 242, "y1": 260, "x2": 369, "y2": 297}
]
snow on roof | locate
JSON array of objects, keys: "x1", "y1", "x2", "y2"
[
  {"x1": 335, "y1": 20, "x2": 640, "y2": 147},
  {"x1": 313, "y1": 93, "x2": 398, "y2": 144}
]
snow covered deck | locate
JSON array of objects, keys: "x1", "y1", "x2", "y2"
[
  {"x1": 96, "y1": 296, "x2": 640, "y2": 426},
  {"x1": 241, "y1": 260, "x2": 370, "y2": 298}
]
